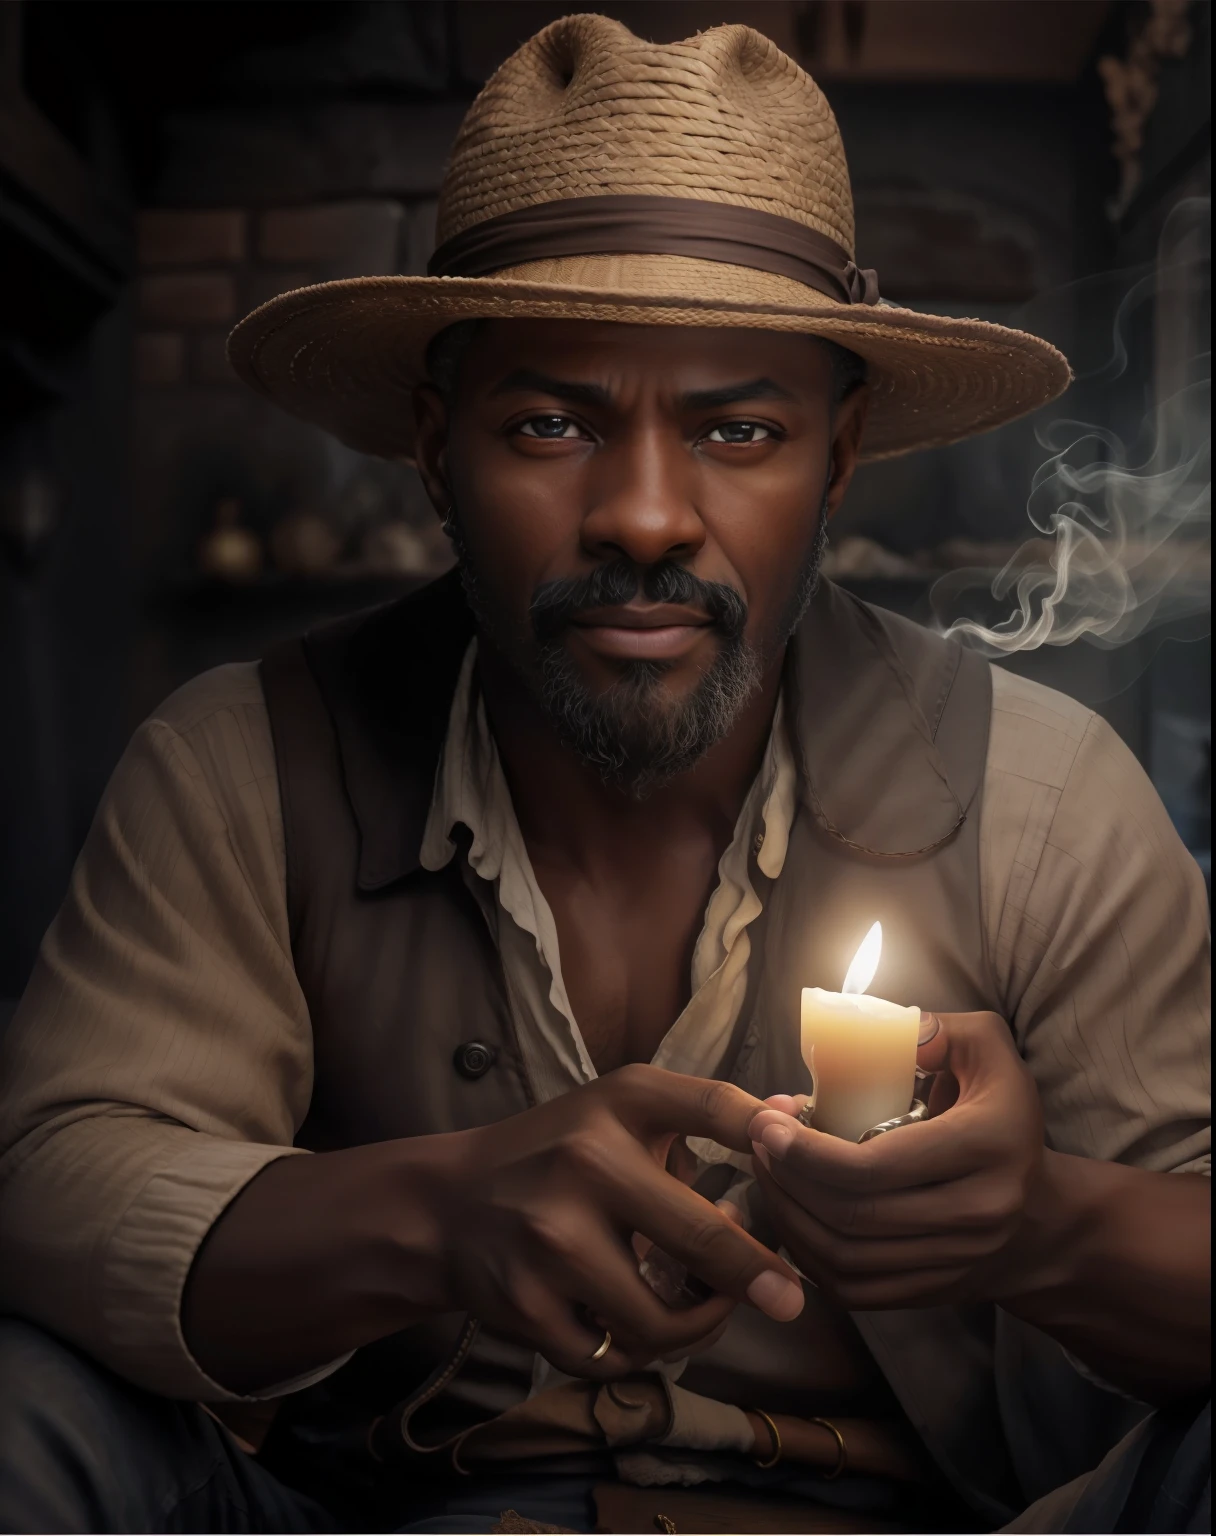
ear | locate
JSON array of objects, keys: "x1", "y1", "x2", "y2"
[
  {"x1": 824, "y1": 384, "x2": 870, "y2": 521},
  {"x1": 411, "y1": 384, "x2": 452, "y2": 521}
]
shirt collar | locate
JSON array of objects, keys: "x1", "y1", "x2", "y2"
[
  {"x1": 420, "y1": 641, "x2": 502, "y2": 875},
  {"x1": 314, "y1": 573, "x2": 977, "y2": 892},
  {"x1": 787, "y1": 580, "x2": 975, "y2": 856}
]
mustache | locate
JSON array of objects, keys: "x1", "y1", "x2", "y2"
[{"x1": 530, "y1": 559, "x2": 748, "y2": 645}]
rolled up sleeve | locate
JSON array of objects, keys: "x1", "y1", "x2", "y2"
[{"x1": 0, "y1": 666, "x2": 313, "y2": 1399}]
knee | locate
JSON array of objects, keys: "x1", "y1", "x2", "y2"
[
  {"x1": 0, "y1": 1317, "x2": 127, "y2": 1450},
  {"x1": 0, "y1": 1317, "x2": 194, "y2": 1532}
]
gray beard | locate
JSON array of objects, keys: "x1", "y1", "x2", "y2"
[
  {"x1": 444, "y1": 498, "x2": 828, "y2": 798},
  {"x1": 534, "y1": 632, "x2": 763, "y2": 798}
]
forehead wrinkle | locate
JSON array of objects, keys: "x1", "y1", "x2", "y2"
[
  {"x1": 485, "y1": 365, "x2": 802, "y2": 418},
  {"x1": 487, "y1": 367, "x2": 613, "y2": 408}
]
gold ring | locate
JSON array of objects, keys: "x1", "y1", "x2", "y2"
[
  {"x1": 810, "y1": 1416, "x2": 847, "y2": 1480},
  {"x1": 588, "y1": 1328, "x2": 612, "y2": 1363},
  {"x1": 751, "y1": 1409, "x2": 782, "y2": 1469}
]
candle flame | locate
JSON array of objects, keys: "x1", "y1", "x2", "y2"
[{"x1": 841, "y1": 921, "x2": 882, "y2": 995}]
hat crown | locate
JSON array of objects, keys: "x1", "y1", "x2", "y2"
[{"x1": 437, "y1": 13, "x2": 855, "y2": 257}]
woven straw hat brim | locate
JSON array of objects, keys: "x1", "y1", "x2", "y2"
[{"x1": 227, "y1": 253, "x2": 1071, "y2": 463}]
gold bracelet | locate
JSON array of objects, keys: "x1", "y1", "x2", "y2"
[
  {"x1": 810, "y1": 1416, "x2": 847, "y2": 1481},
  {"x1": 751, "y1": 1409, "x2": 782, "y2": 1469}
]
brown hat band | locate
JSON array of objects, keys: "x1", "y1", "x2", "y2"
[{"x1": 427, "y1": 195, "x2": 880, "y2": 306}]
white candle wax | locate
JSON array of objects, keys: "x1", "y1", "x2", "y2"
[{"x1": 800, "y1": 988, "x2": 920, "y2": 1142}]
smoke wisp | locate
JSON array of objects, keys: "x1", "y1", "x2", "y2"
[{"x1": 934, "y1": 197, "x2": 1210, "y2": 656}]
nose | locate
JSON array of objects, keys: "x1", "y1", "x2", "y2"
[{"x1": 579, "y1": 428, "x2": 707, "y2": 567}]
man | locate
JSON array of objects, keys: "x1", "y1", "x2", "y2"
[{"x1": 0, "y1": 15, "x2": 1209, "y2": 1535}]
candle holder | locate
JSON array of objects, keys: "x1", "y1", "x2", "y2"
[{"x1": 796, "y1": 1070, "x2": 931, "y2": 1142}]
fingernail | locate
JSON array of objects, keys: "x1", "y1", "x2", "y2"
[
  {"x1": 747, "y1": 1270, "x2": 805, "y2": 1322},
  {"x1": 760, "y1": 1123, "x2": 794, "y2": 1159},
  {"x1": 751, "y1": 1141, "x2": 771, "y2": 1171},
  {"x1": 918, "y1": 1011, "x2": 941, "y2": 1046}
]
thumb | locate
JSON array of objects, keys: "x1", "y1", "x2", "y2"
[
  {"x1": 915, "y1": 1011, "x2": 948, "y2": 1074},
  {"x1": 916, "y1": 1010, "x2": 1023, "y2": 1093}
]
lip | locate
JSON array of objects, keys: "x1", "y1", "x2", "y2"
[{"x1": 569, "y1": 602, "x2": 715, "y2": 662}]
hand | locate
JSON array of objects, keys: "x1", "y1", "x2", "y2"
[
  {"x1": 747, "y1": 1011, "x2": 1047, "y2": 1309},
  {"x1": 410, "y1": 1064, "x2": 805, "y2": 1376}
]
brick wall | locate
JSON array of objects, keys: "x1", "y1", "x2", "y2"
[
  {"x1": 129, "y1": 184, "x2": 448, "y2": 679},
  {"x1": 133, "y1": 199, "x2": 432, "y2": 391}
]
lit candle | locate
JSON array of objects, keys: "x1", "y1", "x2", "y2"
[{"x1": 800, "y1": 923, "x2": 920, "y2": 1142}]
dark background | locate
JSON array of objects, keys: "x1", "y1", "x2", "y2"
[{"x1": 0, "y1": 0, "x2": 1210, "y2": 999}]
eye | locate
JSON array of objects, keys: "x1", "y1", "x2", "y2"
[
  {"x1": 517, "y1": 415, "x2": 587, "y2": 440},
  {"x1": 703, "y1": 421, "x2": 776, "y2": 445}
]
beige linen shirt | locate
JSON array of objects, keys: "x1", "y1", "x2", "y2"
[
  {"x1": 418, "y1": 643, "x2": 798, "y2": 1108},
  {"x1": 0, "y1": 653, "x2": 1209, "y2": 1403}
]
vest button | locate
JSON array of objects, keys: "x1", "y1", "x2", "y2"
[{"x1": 454, "y1": 1040, "x2": 497, "y2": 1080}]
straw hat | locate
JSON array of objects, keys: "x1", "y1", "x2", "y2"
[{"x1": 228, "y1": 13, "x2": 1070, "y2": 462}]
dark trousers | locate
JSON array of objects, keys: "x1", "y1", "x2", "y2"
[
  {"x1": 0, "y1": 1319, "x2": 330, "y2": 1534},
  {"x1": 0, "y1": 1320, "x2": 592, "y2": 1535},
  {"x1": 0, "y1": 1318, "x2": 1208, "y2": 1534}
]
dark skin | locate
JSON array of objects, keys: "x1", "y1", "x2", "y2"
[
  {"x1": 183, "y1": 322, "x2": 861, "y2": 1393},
  {"x1": 753, "y1": 1016, "x2": 1212, "y2": 1404},
  {"x1": 184, "y1": 320, "x2": 1208, "y2": 1410},
  {"x1": 427, "y1": 323, "x2": 865, "y2": 1068}
]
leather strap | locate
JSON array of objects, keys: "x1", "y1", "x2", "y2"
[{"x1": 429, "y1": 195, "x2": 880, "y2": 305}]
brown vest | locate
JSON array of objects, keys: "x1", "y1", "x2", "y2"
[{"x1": 260, "y1": 573, "x2": 1048, "y2": 1522}]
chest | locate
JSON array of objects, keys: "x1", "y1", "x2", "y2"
[{"x1": 529, "y1": 834, "x2": 726, "y2": 1073}]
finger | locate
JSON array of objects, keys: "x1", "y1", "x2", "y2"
[
  {"x1": 521, "y1": 1201, "x2": 742, "y2": 1361},
  {"x1": 758, "y1": 1166, "x2": 1016, "y2": 1239},
  {"x1": 754, "y1": 1177, "x2": 976, "y2": 1308},
  {"x1": 756, "y1": 1164, "x2": 1005, "y2": 1274},
  {"x1": 590, "y1": 1289, "x2": 738, "y2": 1368},
  {"x1": 923, "y1": 1011, "x2": 1028, "y2": 1088},
  {"x1": 501, "y1": 1247, "x2": 733, "y2": 1379},
  {"x1": 762, "y1": 1094, "x2": 802, "y2": 1115},
  {"x1": 749, "y1": 1013, "x2": 1025, "y2": 1179},
  {"x1": 926, "y1": 1070, "x2": 960, "y2": 1119},
  {"x1": 915, "y1": 1011, "x2": 947, "y2": 1072},
  {"x1": 660, "y1": 1315, "x2": 730, "y2": 1363},
  {"x1": 748, "y1": 1076, "x2": 1018, "y2": 1194},
  {"x1": 575, "y1": 1244, "x2": 738, "y2": 1355},
  {"x1": 602, "y1": 1139, "x2": 804, "y2": 1322},
  {"x1": 606, "y1": 1064, "x2": 767, "y2": 1156},
  {"x1": 488, "y1": 1269, "x2": 630, "y2": 1378}
]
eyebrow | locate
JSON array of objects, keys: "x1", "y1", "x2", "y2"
[
  {"x1": 488, "y1": 369, "x2": 797, "y2": 410},
  {"x1": 489, "y1": 369, "x2": 612, "y2": 407},
  {"x1": 680, "y1": 377, "x2": 797, "y2": 408}
]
